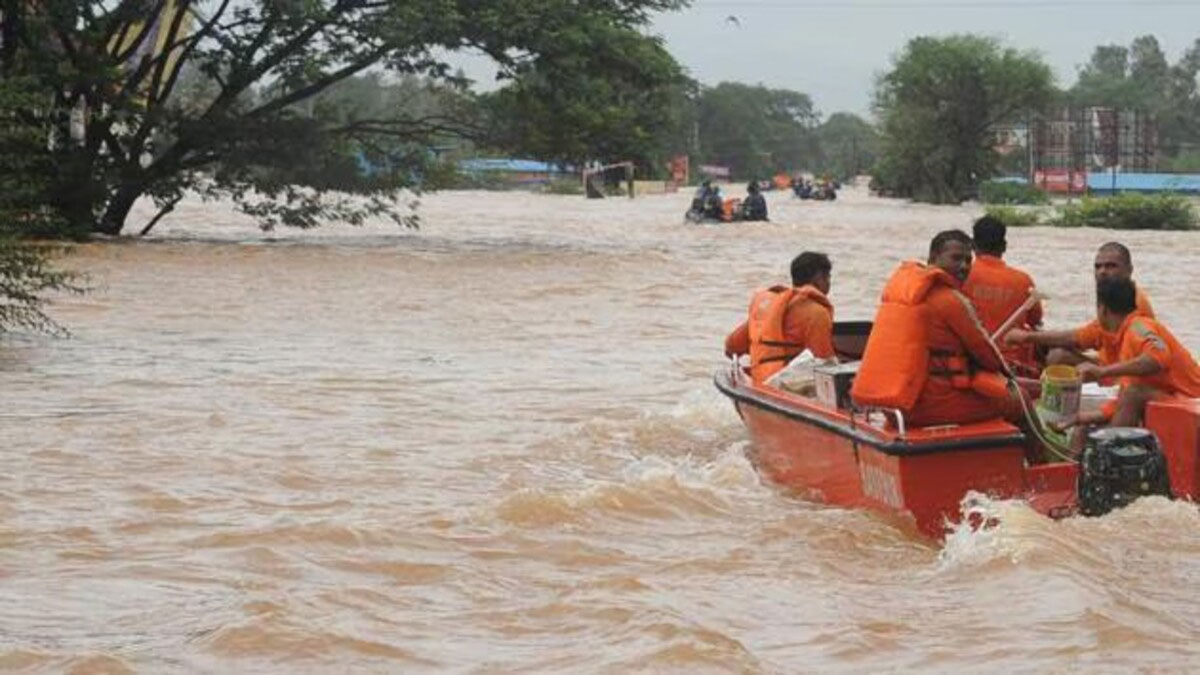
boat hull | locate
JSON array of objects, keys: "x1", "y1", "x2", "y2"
[{"x1": 717, "y1": 368, "x2": 1078, "y2": 538}]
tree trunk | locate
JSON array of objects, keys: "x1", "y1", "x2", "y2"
[{"x1": 95, "y1": 183, "x2": 143, "y2": 236}]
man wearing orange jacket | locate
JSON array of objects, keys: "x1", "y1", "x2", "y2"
[
  {"x1": 961, "y1": 215, "x2": 1042, "y2": 373},
  {"x1": 1006, "y1": 242, "x2": 1153, "y2": 375},
  {"x1": 1054, "y1": 277, "x2": 1200, "y2": 430},
  {"x1": 725, "y1": 252, "x2": 834, "y2": 385},
  {"x1": 852, "y1": 230, "x2": 1016, "y2": 427}
]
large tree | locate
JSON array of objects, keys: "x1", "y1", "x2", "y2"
[
  {"x1": 481, "y1": 23, "x2": 688, "y2": 175},
  {"x1": 694, "y1": 82, "x2": 819, "y2": 178},
  {"x1": 0, "y1": 0, "x2": 687, "y2": 236},
  {"x1": 814, "y1": 112, "x2": 878, "y2": 180},
  {"x1": 872, "y1": 35, "x2": 1053, "y2": 203}
]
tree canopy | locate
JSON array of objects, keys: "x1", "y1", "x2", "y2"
[
  {"x1": 0, "y1": 0, "x2": 688, "y2": 236},
  {"x1": 1069, "y1": 35, "x2": 1200, "y2": 166},
  {"x1": 814, "y1": 112, "x2": 877, "y2": 180},
  {"x1": 0, "y1": 76, "x2": 83, "y2": 333},
  {"x1": 694, "y1": 82, "x2": 819, "y2": 179},
  {"x1": 481, "y1": 21, "x2": 688, "y2": 174},
  {"x1": 872, "y1": 35, "x2": 1053, "y2": 203}
]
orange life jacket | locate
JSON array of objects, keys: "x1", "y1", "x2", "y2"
[
  {"x1": 851, "y1": 261, "x2": 967, "y2": 411},
  {"x1": 721, "y1": 197, "x2": 740, "y2": 222},
  {"x1": 747, "y1": 284, "x2": 832, "y2": 383}
]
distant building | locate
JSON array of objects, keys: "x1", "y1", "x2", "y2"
[{"x1": 457, "y1": 158, "x2": 573, "y2": 186}]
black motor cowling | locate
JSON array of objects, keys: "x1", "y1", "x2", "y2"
[{"x1": 1077, "y1": 427, "x2": 1171, "y2": 517}]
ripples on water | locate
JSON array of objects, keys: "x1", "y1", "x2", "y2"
[{"x1": 2, "y1": 187, "x2": 1200, "y2": 672}]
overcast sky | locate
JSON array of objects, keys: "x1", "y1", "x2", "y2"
[{"x1": 651, "y1": 0, "x2": 1200, "y2": 117}]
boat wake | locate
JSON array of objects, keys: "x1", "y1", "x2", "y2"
[{"x1": 938, "y1": 491, "x2": 1200, "y2": 572}]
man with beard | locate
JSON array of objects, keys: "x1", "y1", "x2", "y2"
[
  {"x1": 852, "y1": 230, "x2": 1017, "y2": 426},
  {"x1": 1006, "y1": 242, "x2": 1153, "y2": 383}
]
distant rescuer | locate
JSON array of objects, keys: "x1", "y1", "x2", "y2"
[
  {"x1": 1052, "y1": 277, "x2": 1200, "y2": 430},
  {"x1": 852, "y1": 230, "x2": 1017, "y2": 426},
  {"x1": 961, "y1": 215, "x2": 1042, "y2": 374},
  {"x1": 741, "y1": 181, "x2": 768, "y2": 221},
  {"x1": 1005, "y1": 242, "x2": 1154, "y2": 376},
  {"x1": 724, "y1": 252, "x2": 834, "y2": 385}
]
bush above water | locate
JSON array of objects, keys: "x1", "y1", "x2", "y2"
[
  {"x1": 979, "y1": 181, "x2": 1050, "y2": 205},
  {"x1": 1051, "y1": 193, "x2": 1197, "y2": 230},
  {"x1": 983, "y1": 193, "x2": 1197, "y2": 231},
  {"x1": 985, "y1": 204, "x2": 1043, "y2": 228}
]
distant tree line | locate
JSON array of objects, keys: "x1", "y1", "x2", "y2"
[{"x1": 871, "y1": 33, "x2": 1200, "y2": 204}]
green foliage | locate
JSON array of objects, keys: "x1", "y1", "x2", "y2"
[
  {"x1": 984, "y1": 205, "x2": 1044, "y2": 228},
  {"x1": 482, "y1": 24, "x2": 688, "y2": 173},
  {"x1": 1049, "y1": 194, "x2": 1197, "y2": 230},
  {"x1": 814, "y1": 113, "x2": 879, "y2": 180},
  {"x1": 1, "y1": 0, "x2": 690, "y2": 236},
  {"x1": 1163, "y1": 151, "x2": 1200, "y2": 173},
  {"x1": 872, "y1": 35, "x2": 1054, "y2": 204},
  {"x1": 1069, "y1": 35, "x2": 1200, "y2": 160},
  {"x1": 694, "y1": 82, "x2": 819, "y2": 178},
  {"x1": 0, "y1": 78, "x2": 86, "y2": 333},
  {"x1": 0, "y1": 237, "x2": 84, "y2": 335},
  {"x1": 979, "y1": 181, "x2": 1050, "y2": 205}
]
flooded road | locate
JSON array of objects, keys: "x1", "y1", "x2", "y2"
[{"x1": 3, "y1": 186, "x2": 1200, "y2": 672}]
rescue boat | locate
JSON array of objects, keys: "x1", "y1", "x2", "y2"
[{"x1": 715, "y1": 321, "x2": 1200, "y2": 539}]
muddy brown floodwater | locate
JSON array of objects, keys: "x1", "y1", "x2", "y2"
[{"x1": 3, "y1": 185, "x2": 1200, "y2": 673}]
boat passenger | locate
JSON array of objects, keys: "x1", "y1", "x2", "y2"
[
  {"x1": 851, "y1": 230, "x2": 1018, "y2": 427},
  {"x1": 741, "y1": 181, "x2": 768, "y2": 221},
  {"x1": 724, "y1": 252, "x2": 834, "y2": 385},
  {"x1": 705, "y1": 185, "x2": 725, "y2": 220},
  {"x1": 1006, "y1": 242, "x2": 1153, "y2": 379},
  {"x1": 1052, "y1": 277, "x2": 1200, "y2": 430},
  {"x1": 961, "y1": 215, "x2": 1042, "y2": 373},
  {"x1": 690, "y1": 180, "x2": 714, "y2": 215}
]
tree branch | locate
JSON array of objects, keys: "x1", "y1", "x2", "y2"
[
  {"x1": 139, "y1": 194, "x2": 183, "y2": 236},
  {"x1": 247, "y1": 45, "x2": 392, "y2": 119}
]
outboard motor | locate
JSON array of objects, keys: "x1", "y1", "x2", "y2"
[{"x1": 1076, "y1": 427, "x2": 1171, "y2": 517}]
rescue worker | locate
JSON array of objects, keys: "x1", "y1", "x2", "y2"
[
  {"x1": 851, "y1": 230, "x2": 1017, "y2": 427},
  {"x1": 1052, "y1": 277, "x2": 1200, "y2": 430},
  {"x1": 690, "y1": 180, "x2": 714, "y2": 215},
  {"x1": 961, "y1": 215, "x2": 1042, "y2": 374},
  {"x1": 1005, "y1": 242, "x2": 1153, "y2": 376},
  {"x1": 741, "y1": 181, "x2": 768, "y2": 221},
  {"x1": 705, "y1": 184, "x2": 725, "y2": 220},
  {"x1": 724, "y1": 252, "x2": 834, "y2": 385}
]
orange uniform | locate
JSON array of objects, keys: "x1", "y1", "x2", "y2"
[
  {"x1": 852, "y1": 261, "x2": 1010, "y2": 427},
  {"x1": 962, "y1": 254, "x2": 1042, "y2": 370},
  {"x1": 725, "y1": 284, "x2": 834, "y2": 384},
  {"x1": 1074, "y1": 286, "x2": 1155, "y2": 366},
  {"x1": 1100, "y1": 314, "x2": 1200, "y2": 419}
]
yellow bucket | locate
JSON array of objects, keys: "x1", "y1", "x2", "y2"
[{"x1": 1036, "y1": 364, "x2": 1082, "y2": 434}]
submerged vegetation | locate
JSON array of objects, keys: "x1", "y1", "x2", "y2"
[
  {"x1": 985, "y1": 193, "x2": 1197, "y2": 231},
  {"x1": 980, "y1": 181, "x2": 1050, "y2": 205},
  {"x1": 1053, "y1": 193, "x2": 1197, "y2": 230}
]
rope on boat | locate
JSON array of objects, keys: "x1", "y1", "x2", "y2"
[
  {"x1": 1008, "y1": 377, "x2": 1080, "y2": 463},
  {"x1": 974, "y1": 294, "x2": 1080, "y2": 464}
]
